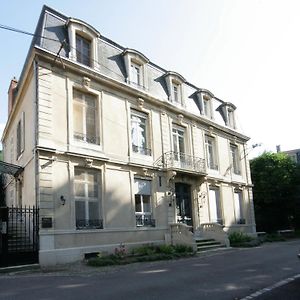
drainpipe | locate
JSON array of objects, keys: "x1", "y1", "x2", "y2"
[{"x1": 33, "y1": 59, "x2": 39, "y2": 208}]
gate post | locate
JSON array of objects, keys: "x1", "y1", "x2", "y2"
[{"x1": 0, "y1": 207, "x2": 8, "y2": 267}]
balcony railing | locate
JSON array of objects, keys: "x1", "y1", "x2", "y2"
[
  {"x1": 76, "y1": 219, "x2": 103, "y2": 230},
  {"x1": 136, "y1": 214, "x2": 155, "y2": 227},
  {"x1": 132, "y1": 145, "x2": 152, "y2": 156},
  {"x1": 74, "y1": 132, "x2": 100, "y2": 145},
  {"x1": 154, "y1": 151, "x2": 206, "y2": 174}
]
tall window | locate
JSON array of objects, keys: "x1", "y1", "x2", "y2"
[
  {"x1": 73, "y1": 90, "x2": 99, "y2": 145},
  {"x1": 209, "y1": 187, "x2": 223, "y2": 224},
  {"x1": 205, "y1": 135, "x2": 218, "y2": 170},
  {"x1": 131, "y1": 111, "x2": 150, "y2": 155},
  {"x1": 173, "y1": 82, "x2": 181, "y2": 104},
  {"x1": 130, "y1": 62, "x2": 141, "y2": 86},
  {"x1": 172, "y1": 126, "x2": 185, "y2": 161},
  {"x1": 74, "y1": 168, "x2": 102, "y2": 229},
  {"x1": 134, "y1": 179, "x2": 154, "y2": 227},
  {"x1": 234, "y1": 190, "x2": 245, "y2": 224},
  {"x1": 16, "y1": 112, "x2": 25, "y2": 159},
  {"x1": 76, "y1": 34, "x2": 91, "y2": 66},
  {"x1": 230, "y1": 144, "x2": 240, "y2": 175}
]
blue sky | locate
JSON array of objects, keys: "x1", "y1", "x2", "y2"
[{"x1": 1, "y1": 0, "x2": 300, "y2": 157}]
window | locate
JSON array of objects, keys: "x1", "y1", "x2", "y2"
[
  {"x1": 76, "y1": 34, "x2": 91, "y2": 66},
  {"x1": 234, "y1": 190, "x2": 245, "y2": 224},
  {"x1": 172, "y1": 82, "x2": 181, "y2": 104},
  {"x1": 16, "y1": 112, "x2": 25, "y2": 159},
  {"x1": 203, "y1": 98, "x2": 212, "y2": 118},
  {"x1": 209, "y1": 187, "x2": 223, "y2": 224},
  {"x1": 131, "y1": 111, "x2": 151, "y2": 155},
  {"x1": 228, "y1": 108, "x2": 235, "y2": 128},
  {"x1": 230, "y1": 144, "x2": 240, "y2": 175},
  {"x1": 172, "y1": 127, "x2": 185, "y2": 161},
  {"x1": 73, "y1": 90, "x2": 99, "y2": 145},
  {"x1": 74, "y1": 168, "x2": 102, "y2": 229},
  {"x1": 130, "y1": 62, "x2": 141, "y2": 86},
  {"x1": 205, "y1": 135, "x2": 218, "y2": 170},
  {"x1": 134, "y1": 179, "x2": 154, "y2": 227}
]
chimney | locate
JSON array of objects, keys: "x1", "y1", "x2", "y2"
[
  {"x1": 276, "y1": 145, "x2": 281, "y2": 153},
  {"x1": 8, "y1": 77, "x2": 18, "y2": 116}
]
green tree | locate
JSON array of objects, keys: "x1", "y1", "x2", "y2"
[{"x1": 250, "y1": 152, "x2": 300, "y2": 232}]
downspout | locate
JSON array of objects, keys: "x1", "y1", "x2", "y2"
[{"x1": 33, "y1": 59, "x2": 39, "y2": 208}]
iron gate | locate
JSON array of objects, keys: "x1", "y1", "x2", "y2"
[{"x1": 0, "y1": 206, "x2": 39, "y2": 267}]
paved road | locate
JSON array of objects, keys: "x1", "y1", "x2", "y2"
[{"x1": 0, "y1": 240, "x2": 299, "y2": 300}]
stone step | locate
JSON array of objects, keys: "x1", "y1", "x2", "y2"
[
  {"x1": 196, "y1": 240, "x2": 222, "y2": 247},
  {"x1": 197, "y1": 243, "x2": 225, "y2": 252}
]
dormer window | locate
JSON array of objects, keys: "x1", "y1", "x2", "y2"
[
  {"x1": 228, "y1": 108, "x2": 236, "y2": 128},
  {"x1": 122, "y1": 49, "x2": 149, "y2": 89},
  {"x1": 76, "y1": 34, "x2": 91, "y2": 66},
  {"x1": 164, "y1": 71, "x2": 186, "y2": 106},
  {"x1": 130, "y1": 62, "x2": 142, "y2": 86},
  {"x1": 193, "y1": 90, "x2": 214, "y2": 119},
  {"x1": 67, "y1": 18, "x2": 100, "y2": 69},
  {"x1": 216, "y1": 102, "x2": 237, "y2": 129},
  {"x1": 173, "y1": 82, "x2": 181, "y2": 104}
]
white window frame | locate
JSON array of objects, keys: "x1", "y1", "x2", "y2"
[
  {"x1": 172, "y1": 126, "x2": 185, "y2": 161},
  {"x1": 73, "y1": 89, "x2": 99, "y2": 145},
  {"x1": 228, "y1": 108, "x2": 236, "y2": 129},
  {"x1": 74, "y1": 168, "x2": 102, "y2": 230},
  {"x1": 130, "y1": 61, "x2": 142, "y2": 86},
  {"x1": 172, "y1": 82, "x2": 181, "y2": 104},
  {"x1": 131, "y1": 110, "x2": 151, "y2": 156},
  {"x1": 230, "y1": 144, "x2": 241, "y2": 175},
  {"x1": 205, "y1": 135, "x2": 218, "y2": 170},
  {"x1": 134, "y1": 179, "x2": 154, "y2": 227},
  {"x1": 67, "y1": 19, "x2": 99, "y2": 70},
  {"x1": 208, "y1": 187, "x2": 223, "y2": 224},
  {"x1": 234, "y1": 189, "x2": 244, "y2": 224}
]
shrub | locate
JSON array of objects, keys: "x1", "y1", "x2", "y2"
[
  {"x1": 173, "y1": 244, "x2": 193, "y2": 253},
  {"x1": 157, "y1": 245, "x2": 175, "y2": 255},
  {"x1": 229, "y1": 232, "x2": 254, "y2": 246}
]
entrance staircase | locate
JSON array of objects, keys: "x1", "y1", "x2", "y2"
[
  {"x1": 194, "y1": 238, "x2": 225, "y2": 253},
  {"x1": 169, "y1": 222, "x2": 230, "y2": 253}
]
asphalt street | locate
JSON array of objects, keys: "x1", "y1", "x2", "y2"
[{"x1": 0, "y1": 240, "x2": 299, "y2": 300}]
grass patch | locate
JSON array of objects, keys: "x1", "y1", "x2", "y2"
[{"x1": 87, "y1": 244, "x2": 195, "y2": 267}]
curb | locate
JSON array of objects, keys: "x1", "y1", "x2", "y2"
[{"x1": 0, "y1": 264, "x2": 40, "y2": 274}]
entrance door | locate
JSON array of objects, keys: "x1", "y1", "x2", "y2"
[{"x1": 175, "y1": 183, "x2": 193, "y2": 226}]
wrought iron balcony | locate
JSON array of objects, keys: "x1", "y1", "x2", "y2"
[
  {"x1": 136, "y1": 214, "x2": 155, "y2": 227},
  {"x1": 76, "y1": 219, "x2": 103, "y2": 230},
  {"x1": 74, "y1": 132, "x2": 100, "y2": 145},
  {"x1": 154, "y1": 151, "x2": 206, "y2": 174}
]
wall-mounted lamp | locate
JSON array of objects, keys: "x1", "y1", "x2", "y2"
[{"x1": 60, "y1": 195, "x2": 66, "y2": 205}]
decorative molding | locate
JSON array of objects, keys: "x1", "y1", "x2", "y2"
[
  {"x1": 137, "y1": 97, "x2": 144, "y2": 109},
  {"x1": 82, "y1": 76, "x2": 91, "y2": 88},
  {"x1": 177, "y1": 114, "x2": 184, "y2": 125},
  {"x1": 85, "y1": 158, "x2": 93, "y2": 168}
]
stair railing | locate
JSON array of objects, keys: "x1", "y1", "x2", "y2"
[
  {"x1": 170, "y1": 223, "x2": 197, "y2": 251},
  {"x1": 200, "y1": 223, "x2": 230, "y2": 247}
]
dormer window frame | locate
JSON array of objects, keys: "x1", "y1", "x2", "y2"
[
  {"x1": 216, "y1": 102, "x2": 237, "y2": 129},
  {"x1": 202, "y1": 94, "x2": 213, "y2": 119},
  {"x1": 164, "y1": 71, "x2": 186, "y2": 107},
  {"x1": 67, "y1": 18, "x2": 100, "y2": 69},
  {"x1": 122, "y1": 49, "x2": 149, "y2": 90}
]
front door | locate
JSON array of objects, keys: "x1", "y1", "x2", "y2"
[{"x1": 175, "y1": 183, "x2": 193, "y2": 226}]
